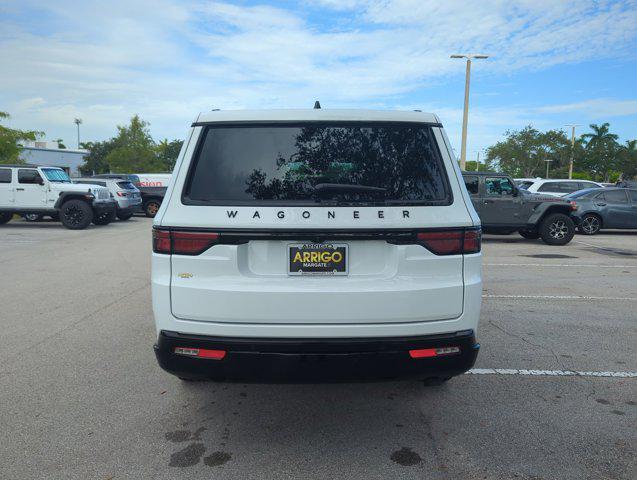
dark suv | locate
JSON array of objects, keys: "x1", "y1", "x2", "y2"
[{"x1": 462, "y1": 172, "x2": 577, "y2": 245}]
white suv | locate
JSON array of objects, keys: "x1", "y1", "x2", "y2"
[
  {"x1": 0, "y1": 165, "x2": 116, "y2": 229},
  {"x1": 522, "y1": 178, "x2": 603, "y2": 197},
  {"x1": 152, "y1": 109, "x2": 482, "y2": 384}
]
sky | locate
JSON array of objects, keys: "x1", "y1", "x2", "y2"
[{"x1": 1, "y1": 0, "x2": 636, "y2": 158}]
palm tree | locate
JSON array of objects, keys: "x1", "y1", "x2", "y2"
[
  {"x1": 580, "y1": 123, "x2": 620, "y2": 182},
  {"x1": 581, "y1": 123, "x2": 618, "y2": 149}
]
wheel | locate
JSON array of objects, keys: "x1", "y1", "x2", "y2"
[
  {"x1": 60, "y1": 200, "x2": 93, "y2": 230},
  {"x1": 116, "y1": 210, "x2": 134, "y2": 221},
  {"x1": 0, "y1": 212, "x2": 12, "y2": 225},
  {"x1": 93, "y1": 209, "x2": 116, "y2": 225},
  {"x1": 518, "y1": 229, "x2": 540, "y2": 240},
  {"x1": 539, "y1": 213, "x2": 575, "y2": 246},
  {"x1": 23, "y1": 213, "x2": 43, "y2": 222},
  {"x1": 578, "y1": 214, "x2": 602, "y2": 235},
  {"x1": 423, "y1": 377, "x2": 451, "y2": 387},
  {"x1": 144, "y1": 200, "x2": 161, "y2": 218}
]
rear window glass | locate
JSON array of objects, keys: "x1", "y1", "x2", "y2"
[
  {"x1": 0, "y1": 168, "x2": 11, "y2": 183},
  {"x1": 184, "y1": 123, "x2": 451, "y2": 206},
  {"x1": 117, "y1": 181, "x2": 136, "y2": 189}
]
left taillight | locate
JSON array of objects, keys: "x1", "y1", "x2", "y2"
[
  {"x1": 152, "y1": 229, "x2": 219, "y2": 255},
  {"x1": 416, "y1": 228, "x2": 481, "y2": 255}
]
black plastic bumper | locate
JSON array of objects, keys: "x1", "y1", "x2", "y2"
[
  {"x1": 93, "y1": 201, "x2": 117, "y2": 215},
  {"x1": 154, "y1": 330, "x2": 479, "y2": 383}
]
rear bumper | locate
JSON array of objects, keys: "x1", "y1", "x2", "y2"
[
  {"x1": 154, "y1": 329, "x2": 479, "y2": 383},
  {"x1": 92, "y1": 200, "x2": 117, "y2": 214}
]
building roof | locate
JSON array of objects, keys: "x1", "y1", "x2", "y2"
[{"x1": 194, "y1": 109, "x2": 441, "y2": 125}]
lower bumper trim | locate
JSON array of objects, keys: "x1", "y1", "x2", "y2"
[{"x1": 154, "y1": 330, "x2": 479, "y2": 383}]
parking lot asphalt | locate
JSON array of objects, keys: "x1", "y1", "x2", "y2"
[{"x1": 0, "y1": 218, "x2": 635, "y2": 480}]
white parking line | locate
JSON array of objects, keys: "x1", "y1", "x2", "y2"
[
  {"x1": 484, "y1": 263, "x2": 635, "y2": 268},
  {"x1": 466, "y1": 368, "x2": 637, "y2": 378},
  {"x1": 482, "y1": 294, "x2": 636, "y2": 301}
]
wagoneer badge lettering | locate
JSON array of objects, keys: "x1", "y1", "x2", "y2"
[{"x1": 226, "y1": 210, "x2": 411, "y2": 220}]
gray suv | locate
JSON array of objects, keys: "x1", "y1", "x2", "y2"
[
  {"x1": 74, "y1": 177, "x2": 142, "y2": 220},
  {"x1": 462, "y1": 172, "x2": 577, "y2": 245}
]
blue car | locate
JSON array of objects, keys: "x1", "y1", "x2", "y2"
[{"x1": 566, "y1": 187, "x2": 637, "y2": 235}]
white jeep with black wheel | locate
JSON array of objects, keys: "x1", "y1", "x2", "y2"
[{"x1": 0, "y1": 165, "x2": 117, "y2": 230}]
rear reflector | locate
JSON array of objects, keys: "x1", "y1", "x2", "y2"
[
  {"x1": 417, "y1": 228, "x2": 481, "y2": 255},
  {"x1": 153, "y1": 230, "x2": 219, "y2": 255},
  {"x1": 174, "y1": 347, "x2": 226, "y2": 360},
  {"x1": 409, "y1": 346, "x2": 461, "y2": 358}
]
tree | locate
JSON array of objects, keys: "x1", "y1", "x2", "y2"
[
  {"x1": 156, "y1": 138, "x2": 183, "y2": 171},
  {"x1": 0, "y1": 111, "x2": 43, "y2": 163},
  {"x1": 78, "y1": 140, "x2": 117, "y2": 175},
  {"x1": 580, "y1": 123, "x2": 620, "y2": 182},
  {"x1": 484, "y1": 126, "x2": 573, "y2": 177},
  {"x1": 618, "y1": 140, "x2": 637, "y2": 179},
  {"x1": 105, "y1": 115, "x2": 164, "y2": 173},
  {"x1": 54, "y1": 138, "x2": 66, "y2": 149}
]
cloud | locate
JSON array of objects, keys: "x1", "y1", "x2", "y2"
[{"x1": 0, "y1": 0, "x2": 636, "y2": 148}]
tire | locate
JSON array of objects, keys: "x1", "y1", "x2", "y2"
[
  {"x1": 116, "y1": 210, "x2": 134, "y2": 221},
  {"x1": 539, "y1": 213, "x2": 575, "y2": 246},
  {"x1": 60, "y1": 200, "x2": 93, "y2": 230},
  {"x1": 578, "y1": 214, "x2": 602, "y2": 235},
  {"x1": 144, "y1": 200, "x2": 161, "y2": 218},
  {"x1": 0, "y1": 212, "x2": 12, "y2": 225},
  {"x1": 423, "y1": 377, "x2": 451, "y2": 387},
  {"x1": 518, "y1": 229, "x2": 540, "y2": 240},
  {"x1": 93, "y1": 209, "x2": 116, "y2": 225},
  {"x1": 24, "y1": 213, "x2": 43, "y2": 222}
]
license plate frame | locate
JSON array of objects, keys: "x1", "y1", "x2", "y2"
[{"x1": 288, "y1": 243, "x2": 349, "y2": 276}]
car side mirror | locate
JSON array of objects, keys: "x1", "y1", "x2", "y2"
[
  {"x1": 512, "y1": 188, "x2": 519, "y2": 197},
  {"x1": 38, "y1": 178, "x2": 45, "y2": 185}
]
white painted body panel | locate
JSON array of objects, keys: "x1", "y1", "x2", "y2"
[{"x1": 152, "y1": 110, "x2": 482, "y2": 340}]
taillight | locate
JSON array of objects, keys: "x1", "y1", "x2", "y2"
[
  {"x1": 116, "y1": 191, "x2": 128, "y2": 197},
  {"x1": 416, "y1": 228, "x2": 481, "y2": 255},
  {"x1": 174, "y1": 347, "x2": 226, "y2": 360},
  {"x1": 409, "y1": 346, "x2": 461, "y2": 358},
  {"x1": 569, "y1": 201, "x2": 578, "y2": 211},
  {"x1": 152, "y1": 230, "x2": 219, "y2": 255}
]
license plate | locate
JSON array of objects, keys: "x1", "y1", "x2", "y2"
[{"x1": 288, "y1": 243, "x2": 348, "y2": 276}]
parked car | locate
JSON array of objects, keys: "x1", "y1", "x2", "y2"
[
  {"x1": 152, "y1": 108, "x2": 482, "y2": 384},
  {"x1": 462, "y1": 172, "x2": 577, "y2": 245},
  {"x1": 523, "y1": 178, "x2": 603, "y2": 197},
  {"x1": 566, "y1": 187, "x2": 637, "y2": 234},
  {"x1": 92, "y1": 173, "x2": 166, "y2": 217},
  {"x1": 74, "y1": 177, "x2": 142, "y2": 220},
  {"x1": 514, "y1": 177, "x2": 541, "y2": 189},
  {"x1": 0, "y1": 165, "x2": 116, "y2": 229}
]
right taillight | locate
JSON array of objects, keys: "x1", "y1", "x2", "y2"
[
  {"x1": 153, "y1": 229, "x2": 219, "y2": 255},
  {"x1": 416, "y1": 228, "x2": 481, "y2": 255}
]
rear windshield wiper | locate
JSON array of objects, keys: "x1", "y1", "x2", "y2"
[{"x1": 313, "y1": 183, "x2": 387, "y2": 195}]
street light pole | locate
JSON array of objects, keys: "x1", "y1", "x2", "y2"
[
  {"x1": 545, "y1": 159, "x2": 553, "y2": 179},
  {"x1": 565, "y1": 124, "x2": 581, "y2": 179},
  {"x1": 451, "y1": 54, "x2": 489, "y2": 170},
  {"x1": 74, "y1": 118, "x2": 82, "y2": 149}
]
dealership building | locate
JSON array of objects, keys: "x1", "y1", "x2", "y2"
[{"x1": 18, "y1": 141, "x2": 88, "y2": 176}]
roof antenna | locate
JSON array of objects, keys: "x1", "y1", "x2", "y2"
[{"x1": 313, "y1": 100, "x2": 321, "y2": 109}]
